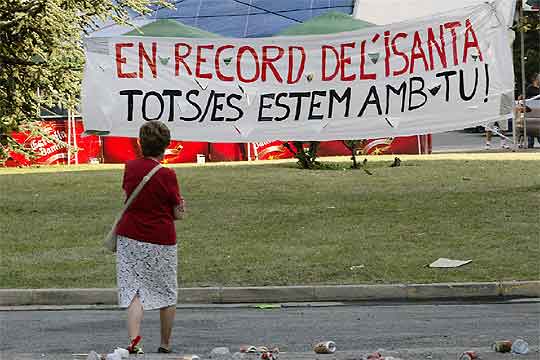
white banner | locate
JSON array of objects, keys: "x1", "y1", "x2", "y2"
[{"x1": 82, "y1": 0, "x2": 514, "y2": 141}]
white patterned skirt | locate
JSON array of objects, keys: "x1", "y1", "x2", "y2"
[{"x1": 116, "y1": 235, "x2": 178, "y2": 310}]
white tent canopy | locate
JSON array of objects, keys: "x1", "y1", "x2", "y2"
[{"x1": 353, "y1": 0, "x2": 516, "y2": 26}]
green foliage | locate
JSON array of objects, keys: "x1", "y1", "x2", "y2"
[
  {"x1": 343, "y1": 140, "x2": 362, "y2": 168},
  {"x1": 0, "y1": 0, "x2": 168, "y2": 162},
  {"x1": 513, "y1": 5, "x2": 540, "y2": 95},
  {"x1": 283, "y1": 141, "x2": 321, "y2": 169}
]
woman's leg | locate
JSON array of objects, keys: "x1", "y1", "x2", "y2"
[
  {"x1": 485, "y1": 129, "x2": 492, "y2": 149},
  {"x1": 127, "y1": 294, "x2": 144, "y2": 340},
  {"x1": 160, "y1": 305, "x2": 176, "y2": 349}
]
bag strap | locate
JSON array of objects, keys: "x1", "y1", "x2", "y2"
[{"x1": 112, "y1": 163, "x2": 163, "y2": 229}]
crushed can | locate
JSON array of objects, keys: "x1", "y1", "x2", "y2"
[
  {"x1": 240, "y1": 345, "x2": 257, "y2": 353},
  {"x1": 366, "y1": 352, "x2": 383, "y2": 360},
  {"x1": 183, "y1": 356, "x2": 201, "y2": 360},
  {"x1": 492, "y1": 340, "x2": 512, "y2": 353},
  {"x1": 458, "y1": 351, "x2": 479, "y2": 360},
  {"x1": 260, "y1": 349, "x2": 277, "y2": 360},
  {"x1": 313, "y1": 341, "x2": 336, "y2": 354}
]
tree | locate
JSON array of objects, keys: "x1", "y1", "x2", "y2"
[
  {"x1": 0, "y1": 0, "x2": 167, "y2": 162},
  {"x1": 283, "y1": 141, "x2": 321, "y2": 169},
  {"x1": 342, "y1": 140, "x2": 363, "y2": 169},
  {"x1": 513, "y1": 1, "x2": 540, "y2": 97}
]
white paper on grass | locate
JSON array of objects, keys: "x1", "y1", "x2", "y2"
[{"x1": 429, "y1": 258, "x2": 472, "y2": 268}]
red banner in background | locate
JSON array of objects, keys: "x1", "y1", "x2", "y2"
[
  {"x1": 164, "y1": 141, "x2": 209, "y2": 164},
  {"x1": 208, "y1": 143, "x2": 245, "y2": 162},
  {"x1": 355, "y1": 135, "x2": 432, "y2": 155},
  {"x1": 101, "y1": 137, "x2": 210, "y2": 164},
  {"x1": 6, "y1": 120, "x2": 100, "y2": 167},
  {"x1": 5, "y1": 120, "x2": 431, "y2": 167},
  {"x1": 249, "y1": 141, "x2": 295, "y2": 160},
  {"x1": 86, "y1": 135, "x2": 432, "y2": 164},
  {"x1": 248, "y1": 136, "x2": 432, "y2": 160}
]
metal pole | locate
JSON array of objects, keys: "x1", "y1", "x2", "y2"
[
  {"x1": 72, "y1": 111, "x2": 79, "y2": 165},
  {"x1": 243, "y1": 1, "x2": 252, "y2": 161},
  {"x1": 417, "y1": 135, "x2": 422, "y2": 155},
  {"x1": 520, "y1": 3, "x2": 527, "y2": 145},
  {"x1": 510, "y1": 14, "x2": 517, "y2": 147},
  {"x1": 67, "y1": 109, "x2": 71, "y2": 165},
  {"x1": 99, "y1": 136, "x2": 104, "y2": 163},
  {"x1": 512, "y1": 103, "x2": 517, "y2": 146}
]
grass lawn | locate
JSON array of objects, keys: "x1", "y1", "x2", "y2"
[{"x1": 1, "y1": 154, "x2": 539, "y2": 288}]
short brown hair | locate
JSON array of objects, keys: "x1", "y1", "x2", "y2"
[{"x1": 139, "y1": 121, "x2": 171, "y2": 157}]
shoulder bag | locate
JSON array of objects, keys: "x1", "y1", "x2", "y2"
[{"x1": 104, "y1": 164, "x2": 162, "y2": 253}]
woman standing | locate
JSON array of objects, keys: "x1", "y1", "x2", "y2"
[{"x1": 115, "y1": 121, "x2": 185, "y2": 354}]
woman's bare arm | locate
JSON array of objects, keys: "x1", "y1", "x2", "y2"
[{"x1": 173, "y1": 199, "x2": 185, "y2": 220}]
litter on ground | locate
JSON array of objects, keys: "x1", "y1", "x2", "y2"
[{"x1": 429, "y1": 258, "x2": 472, "y2": 268}]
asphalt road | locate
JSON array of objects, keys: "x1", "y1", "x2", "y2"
[
  {"x1": 432, "y1": 131, "x2": 489, "y2": 152},
  {"x1": 1, "y1": 300, "x2": 539, "y2": 359}
]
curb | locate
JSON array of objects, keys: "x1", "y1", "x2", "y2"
[
  {"x1": 3, "y1": 348, "x2": 540, "y2": 360},
  {"x1": 0, "y1": 281, "x2": 538, "y2": 306}
]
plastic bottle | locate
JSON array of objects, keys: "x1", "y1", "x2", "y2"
[
  {"x1": 511, "y1": 339, "x2": 529, "y2": 354},
  {"x1": 210, "y1": 347, "x2": 232, "y2": 360},
  {"x1": 232, "y1": 352, "x2": 245, "y2": 360},
  {"x1": 105, "y1": 353, "x2": 121, "y2": 360},
  {"x1": 87, "y1": 351, "x2": 101, "y2": 360},
  {"x1": 113, "y1": 348, "x2": 129, "y2": 359}
]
